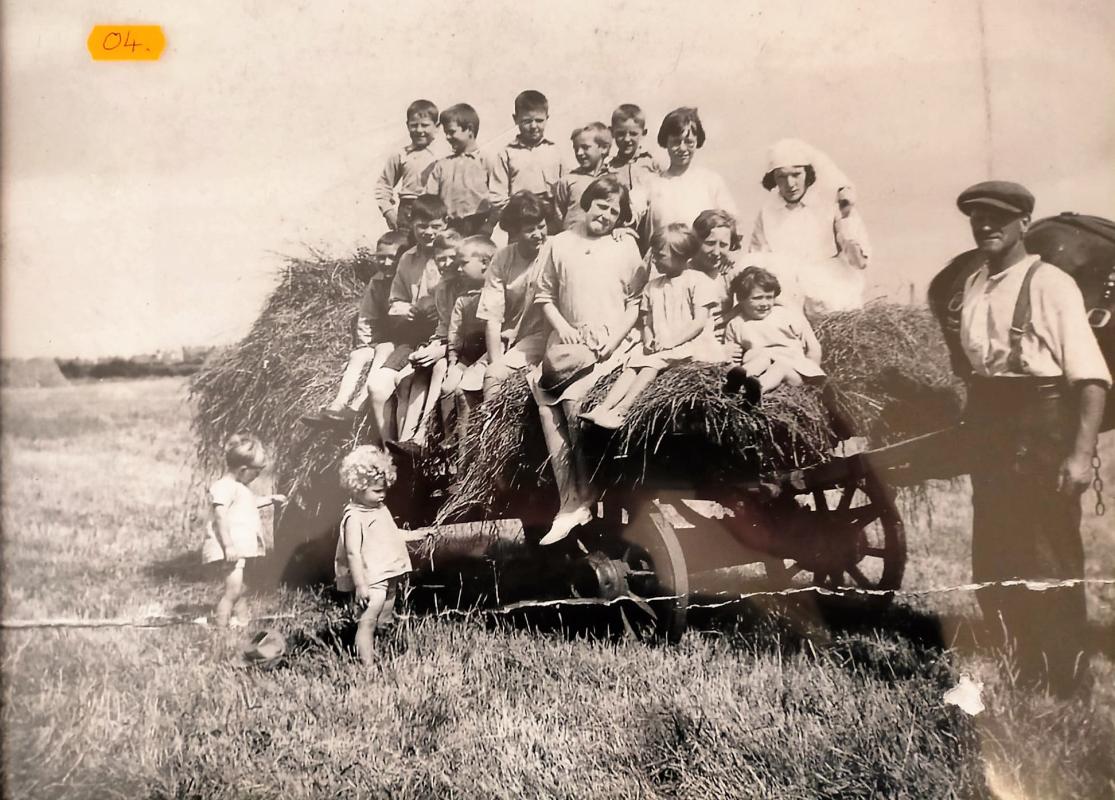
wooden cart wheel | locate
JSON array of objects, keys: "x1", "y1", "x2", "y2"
[
  {"x1": 766, "y1": 471, "x2": 906, "y2": 611},
  {"x1": 618, "y1": 500, "x2": 690, "y2": 642}
]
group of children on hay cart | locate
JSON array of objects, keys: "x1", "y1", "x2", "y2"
[{"x1": 204, "y1": 91, "x2": 874, "y2": 658}]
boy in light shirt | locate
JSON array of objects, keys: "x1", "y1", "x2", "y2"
[
  {"x1": 487, "y1": 90, "x2": 564, "y2": 232},
  {"x1": 425, "y1": 104, "x2": 494, "y2": 236},
  {"x1": 374, "y1": 99, "x2": 443, "y2": 234},
  {"x1": 552, "y1": 122, "x2": 612, "y2": 230},
  {"x1": 605, "y1": 103, "x2": 660, "y2": 193}
]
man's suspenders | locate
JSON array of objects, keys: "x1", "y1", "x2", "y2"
[{"x1": 1006, "y1": 259, "x2": 1045, "y2": 374}]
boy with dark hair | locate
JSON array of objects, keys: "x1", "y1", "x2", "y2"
[
  {"x1": 374, "y1": 99, "x2": 443, "y2": 233},
  {"x1": 425, "y1": 104, "x2": 494, "y2": 236},
  {"x1": 552, "y1": 122, "x2": 612, "y2": 230},
  {"x1": 487, "y1": 90, "x2": 564, "y2": 231}
]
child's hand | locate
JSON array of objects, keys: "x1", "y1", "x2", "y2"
[
  {"x1": 724, "y1": 342, "x2": 744, "y2": 363},
  {"x1": 385, "y1": 208, "x2": 399, "y2": 230},
  {"x1": 355, "y1": 584, "x2": 372, "y2": 602},
  {"x1": 271, "y1": 494, "x2": 287, "y2": 506},
  {"x1": 611, "y1": 227, "x2": 639, "y2": 243},
  {"x1": 555, "y1": 322, "x2": 582, "y2": 345}
]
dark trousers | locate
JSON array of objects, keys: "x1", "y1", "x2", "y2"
[
  {"x1": 395, "y1": 197, "x2": 417, "y2": 235},
  {"x1": 965, "y1": 377, "x2": 1089, "y2": 695},
  {"x1": 447, "y1": 212, "x2": 489, "y2": 237}
]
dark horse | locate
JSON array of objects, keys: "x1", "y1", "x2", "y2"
[{"x1": 928, "y1": 212, "x2": 1115, "y2": 428}]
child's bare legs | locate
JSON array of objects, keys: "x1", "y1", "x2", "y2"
[
  {"x1": 414, "y1": 359, "x2": 448, "y2": 446},
  {"x1": 753, "y1": 362, "x2": 801, "y2": 393},
  {"x1": 581, "y1": 367, "x2": 639, "y2": 421},
  {"x1": 583, "y1": 367, "x2": 660, "y2": 427},
  {"x1": 364, "y1": 367, "x2": 400, "y2": 444},
  {"x1": 537, "y1": 399, "x2": 595, "y2": 545},
  {"x1": 329, "y1": 347, "x2": 376, "y2": 411},
  {"x1": 454, "y1": 388, "x2": 482, "y2": 471},
  {"x1": 354, "y1": 580, "x2": 397, "y2": 665},
  {"x1": 215, "y1": 559, "x2": 246, "y2": 627},
  {"x1": 396, "y1": 369, "x2": 429, "y2": 443},
  {"x1": 369, "y1": 342, "x2": 395, "y2": 370},
  {"x1": 438, "y1": 363, "x2": 465, "y2": 446}
]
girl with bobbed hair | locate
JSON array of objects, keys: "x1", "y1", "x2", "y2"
[
  {"x1": 529, "y1": 175, "x2": 647, "y2": 544},
  {"x1": 644, "y1": 107, "x2": 737, "y2": 246},
  {"x1": 478, "y1": 191, "x2": 554, "y2": 399}
]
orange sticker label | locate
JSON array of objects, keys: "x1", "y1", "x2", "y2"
[{"x1": 88, "y1": 25, "x2": 165, "y2": 61}]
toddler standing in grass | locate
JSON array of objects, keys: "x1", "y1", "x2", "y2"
[
  {"x1": 201, "y1": 434, "x2": 286, "y2": 628},
  {"x1": 334, "y1": 446, "x2": 426, "y2": 664}
]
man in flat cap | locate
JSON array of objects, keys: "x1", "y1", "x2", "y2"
[{"x1": 955, "y1": 180, "x2": 1109, "y2": 696}]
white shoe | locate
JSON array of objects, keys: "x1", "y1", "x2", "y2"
[{"x1": 539, "y1": 506, "x2": 593, "y2": 546}]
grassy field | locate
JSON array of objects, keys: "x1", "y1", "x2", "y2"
[{"x1": 3, "y1": 377, "x2": 1114, "y2": 799}]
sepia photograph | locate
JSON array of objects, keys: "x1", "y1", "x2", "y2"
[{"x1": 3, "y1": 1, "x2": 1114, "y2": 797}]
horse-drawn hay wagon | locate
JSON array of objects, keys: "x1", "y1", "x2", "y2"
[{"x1": 191, "y1": 211, "x2": 1115, "y2": 641}]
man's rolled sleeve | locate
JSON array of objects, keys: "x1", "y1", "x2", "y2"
[{"x1": 1047, "y1": 273, "x2": 1112, "y2": 387}]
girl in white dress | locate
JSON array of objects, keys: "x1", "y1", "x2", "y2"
[
  {"x1": 723, "y1": 267, "x2": 825, "y2": 394},
  {"x1": 581, "y1": 223, "x2": 724, "y2": 429},
  {"x1": 645, "y1": 108, "x2": 737, "y2": 245},
  {"x1": 201, "y1": 434, "x2": 286, "y2": 628}
]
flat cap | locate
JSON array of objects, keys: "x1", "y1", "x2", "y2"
[{"x1": 956, "y1": 180, "x2": 1034, "y2": 217}]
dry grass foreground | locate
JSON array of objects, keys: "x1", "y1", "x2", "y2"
[{"x1": 3, "y1": 377, "x2": 1114, "y2": 799}]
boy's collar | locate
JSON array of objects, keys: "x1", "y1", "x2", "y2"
[
  {"x1": 450, "y1": 144, "x2": 480, "y2": 157},
  {"x1": 511, "y1": 135, "x2": 554, "y2": 149},
  {"x1": 572, "y1": 162, "x2": 608, "y2": 176},
  {"x1": 608, "y1": 148, "x2": 653, "y2": 166}
]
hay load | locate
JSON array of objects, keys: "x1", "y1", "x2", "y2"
[{"x1": 190, "y1": 253, "x2": 963, "y2": 519}]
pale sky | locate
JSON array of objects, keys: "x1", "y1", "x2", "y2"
[{"x1": 3, "y1": 0, "x2": 1113, "y2": 358}]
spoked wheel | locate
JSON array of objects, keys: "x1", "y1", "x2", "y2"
[
  {"x1": 764, "y1": 471, "x2": 906, "y2": 611},
  {"x1": 616, "y1": 499, "x2": 690, "y2": 642}
]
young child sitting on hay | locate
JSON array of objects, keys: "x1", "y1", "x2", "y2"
[
  {"x1": 723, "y1": 266, "x2": 825, "y2": 394},
  {"x1": 303, "y1": 230, "x2": 410, "y2": 427},
  {"x1": 201, "y1": 434, "x2": 286, "y2": 628},
  {"x1": 437, "y1": 236, "x2": 497, "y2": 460},
  {"x1": 334, "y1": 445, "x2": 427, "y2": 665},
  {"x1": 581, "y1": 223, "x2": 726, "y2": 429}
]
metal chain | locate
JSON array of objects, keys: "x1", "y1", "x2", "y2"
[{"x1": 1092, "y1": 452, "x2": 1106, "y2": 516}]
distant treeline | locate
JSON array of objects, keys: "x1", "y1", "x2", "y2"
[{"x1": 58, "y1": 347, "x2": 218, "y2": 380}]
